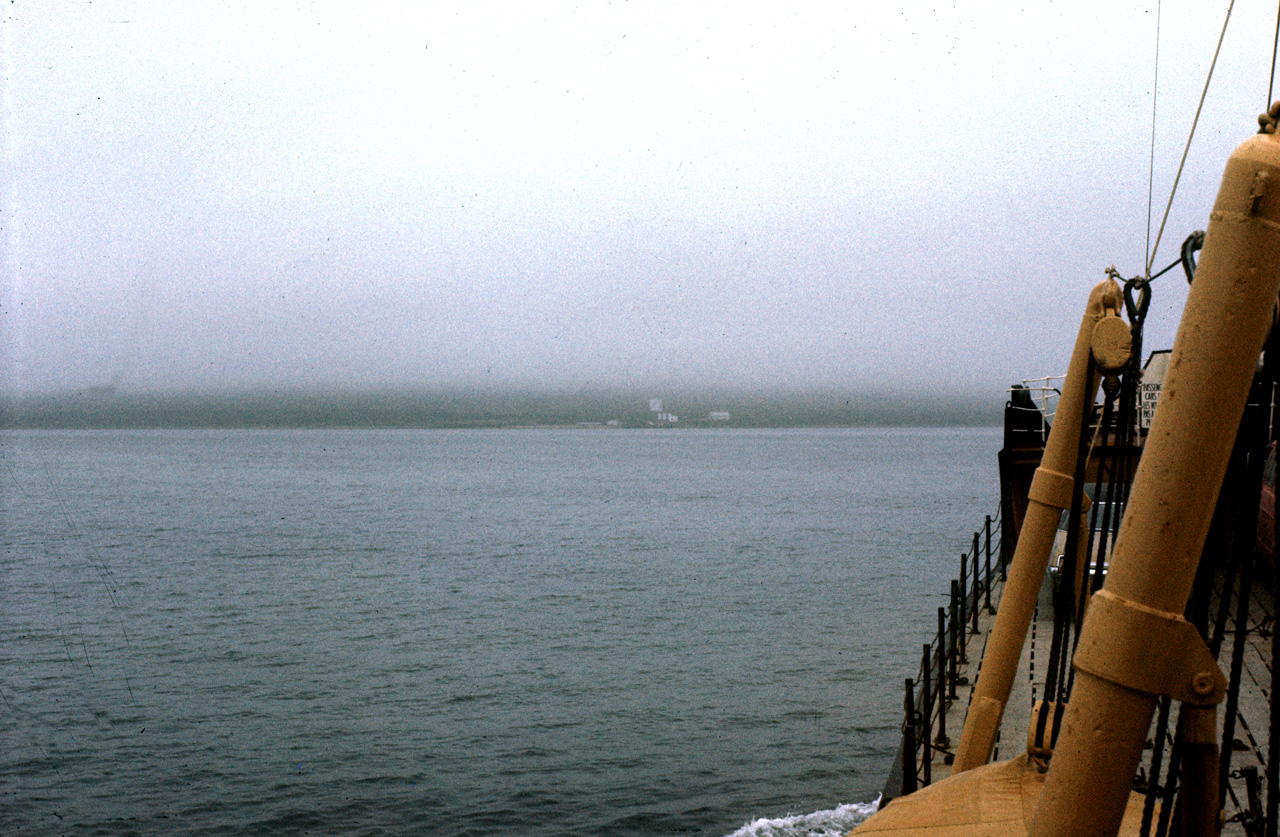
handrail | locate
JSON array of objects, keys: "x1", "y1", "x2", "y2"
[
  {"x1": 893, "y1": 508, "x2": 1007, "y2": 799},
  {"x1": 1011, "y1": 376, "x2": 1067, "y2": 438}
]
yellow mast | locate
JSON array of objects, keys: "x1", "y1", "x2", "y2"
[
  {"x1": 852, "y1": 113, "x2": 1280, "y2": 837},
  {"x1": 1031, "y1": 114, "x2": 1280, "y2": 837},
  {"x1": 950, "y1": 279, "x2": 1120, "y2": 773}
]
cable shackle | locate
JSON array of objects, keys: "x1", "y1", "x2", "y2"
[
  {"x1": 1182, "y1": 230, "x2": 1205, "y2": 284},
  {"x1": 1124, "y1": 277, "x2": 1151, "y2": 328}
]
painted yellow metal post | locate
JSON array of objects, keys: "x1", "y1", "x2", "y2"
[
  {"x1": 1030, "y1": 122, "x2": 1280, "y2": 837},
  {"x1": 950, "y1": 279, "x2": 1119, "y2": 774}
]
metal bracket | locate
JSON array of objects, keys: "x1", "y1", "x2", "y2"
[
  {"x1": 1028, "y1": 467, "x2": 1074, "y2": 510},
  {"x1": 1073, "y1": 589, "x2": 1227, "y2": 706}
]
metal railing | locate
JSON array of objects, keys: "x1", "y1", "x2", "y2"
[
  {"x1": 1010, "y1": 376, "x2": 1066, "y2": 444},
  {"x1": 897, "y1": 508, "x2": 1007, "y2": 797}
]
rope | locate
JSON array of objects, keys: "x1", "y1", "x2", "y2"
[{"x1": 1146, "y1": 0, "x2": 1237, "y2": 277}]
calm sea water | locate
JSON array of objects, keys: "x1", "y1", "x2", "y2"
[{"x1": 0, "y1": 427, "x2": 999, "y2": 836}]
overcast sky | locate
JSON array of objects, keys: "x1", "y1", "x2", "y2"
[{"x1": 4, "y1": 1, "x2": 1279, "y2": 398}]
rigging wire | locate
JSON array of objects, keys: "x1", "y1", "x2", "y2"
[
  {"x1": 1145, "y1": 0, "x2": 1161, "y2": 275},
  {"x1": 1146, "y1": 0, "x2": 1236, "y2": 277},
  {"x1": 1270, "y1": 0, "x2": 1280, "y2": 108}
]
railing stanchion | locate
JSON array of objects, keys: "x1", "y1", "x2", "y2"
[
  {"x1": 984, "y1": 514, "x2": 994, "y2": 612},
  {"x1": 921, "y1": 645, "x2": 932, "y2": 786},
  {"x1": 943, "y1": 605, "x2": 958, "y2": 700},
  {"x1": 935, "y1": 614, "x2": 950, "y2": 746},
  {"x1": 999, "y1": 506, "x2": 1010, "y2": 583},
  {"x1": 952, "y1": 579, "x2": 966, "y2": 664},
  {"x1": 902, "y1": 678, "x2": 918, "y2": 796},
  {"x1": 971, "y1": 534, "x2": 981, "y2": 634}
]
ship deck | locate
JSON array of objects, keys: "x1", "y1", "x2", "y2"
[{"x1": 919, "y1": 562, "x2": 1276, "y2": 837}]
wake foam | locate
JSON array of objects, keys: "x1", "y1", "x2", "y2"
[{"x1": 724, "y1": 798, "x2": 880, "y2": 837}]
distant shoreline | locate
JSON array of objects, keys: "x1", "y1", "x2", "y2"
[{"x1": 0, "y1": 388, "x2": 1002, "y2": 430}]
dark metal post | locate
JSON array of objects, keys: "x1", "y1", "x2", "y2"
[
  {"x1": 957, "y1": 557, "x2": 968, "y2": 650},
  {"x1": 999, "y1": 509, "x2": 1009, "y2": 583},
  {"x1": 984, "y1": 514, "x2": 994, "y2": 612},
  {"x1": 943, "y1": 605, "x2": 957, "y2": 700},
  {"x1": 952, "y1": 579, "x2": 966, "y2": 664},
  {"x1": 971, "y1": 535, "x2": 981, "y2": 634},
  {"x1": 935, "y1": 643, "x2": 949, "y2": 747},
  {"x1": 902, "y1": 678, "x2": 918, "y2": 796},
  {"x1": 921, "y1": 645, "x2": 932, "y2": 786}
]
